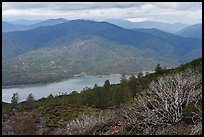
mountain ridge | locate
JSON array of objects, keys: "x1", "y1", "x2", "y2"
[
  {"x1": 105, "y1": 19, "x2": 188, "y2": 33},
  {"x1": 176, "y1": 23, "x2": 202, "y2": 39},
  {"x1": 2, "y1": 18, "x2": 69, "y2": 32},
  {"x1": 2, "y1": 20, "x2": 202, "y2": 86}
]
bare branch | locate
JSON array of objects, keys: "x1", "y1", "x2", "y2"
[{"x1": 122, "y1": 69, "x2": 202, "y2": 134}]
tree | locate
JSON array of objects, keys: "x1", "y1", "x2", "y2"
[
  {"x1": 128, "y1": 74, "x2": 137, "y2": 92},
  {"x1": 155, "y1": 64, "x2": 163, "y2": 73},
  {"x1": 47, "y1": 94, "x2": 54, "y2": 98},
  {"x1": 70, "y1": 91, "x2": 78, "y2": 96},
  {"x1": 145, "y1": 72, "x2": 149, "y2": 76},
  {"x1": 26, "y1": 93, "x2": 35, "y2": 104},
  {"x1": 93, "y1": 84, "x2": 98, "y2": 89},
  {"x1": 129, "y1": 74, "x2": 136, "y2": 82},
  {"x1": 120, "y1": 73, "x2": 127, "y2": 84},
  {"x1": 103, "y1": 80, "x2": 110, "y2": 90},
  {"x1": 114, "y1": 85, "x2": 131, "y2": 105},
  {"x1": 137, "y1": 72, "x2": 143, "y2": 78},
  {"x1": 11, "y1": 92, "x2": 19, "y2": 108},
  {"x1": 46, "y1": 94, "x2": 55, "y2": 104}
]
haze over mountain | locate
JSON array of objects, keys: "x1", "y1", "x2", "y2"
[
  {"x1": 2, "y1": 21, "x2": 25, "y2": 33},
  {"x1": 9, "y1": 19, "x2": 42, "y2": 25},
  {"x1": 2, "y1": 20, "x2": 202, "y2": 86},
  {"x1": 105, "y1": 19, "x2": 188, "y2": 33},
  {"x1": 176, "y1": 23, "x2": 202, "y2": 39},
  {"x1": 2, "y1": 18, "x2": 68, "y2": 32},
  {"x1": 132, "y1": 27, "x2": 202, "y2": 60}
]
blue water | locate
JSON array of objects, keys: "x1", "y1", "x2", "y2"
[{"x1": 2, "y1": 75, "x2": 122, "y2": 103}]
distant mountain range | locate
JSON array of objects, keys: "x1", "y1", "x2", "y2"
[
  {"x1": 9, "y1": 19, "x2": 42, "y2": 25},
  {"x1": 176, "y1": 24, "x2": 202, "y2": 39},
  {"x1": 2, "y1": 18, "x2": 68, "y2": 32},
  {"x1": 132, "y1": 28, "x2": 201, "y2": 60},
  {"x1": 105, "y1": 19, "x2": 188, "y2": 33},
  {"x1": 2, "y1": 19, "x2": 202, "y2": 86}
]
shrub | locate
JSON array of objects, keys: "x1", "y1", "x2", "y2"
[
  {"x1": 62, "y1": 111, "x2": 115, "y2": 135},
  {"x1": 122, "y1": 69, "x2": 202, "y2": 134}
]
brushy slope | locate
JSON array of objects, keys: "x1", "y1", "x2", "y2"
[{"x1": 2, "y1": 57, "x2": 202, "y2": 135}]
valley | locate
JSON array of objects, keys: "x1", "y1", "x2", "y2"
[{"x1": 2, "y1": 2, "x2": 202, "y2": 135}]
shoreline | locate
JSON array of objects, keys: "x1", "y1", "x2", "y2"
[{"x1": 2, "y1": 73, "x2": 123, "y2": 89}]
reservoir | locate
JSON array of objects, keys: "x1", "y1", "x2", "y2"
[{"x1": 2, "y1": 75, "x2": 123, "y2": 103}]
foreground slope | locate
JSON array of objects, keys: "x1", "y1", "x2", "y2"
[{"x1": 2, "y1": 58, "x2": 202, "y2": 135}]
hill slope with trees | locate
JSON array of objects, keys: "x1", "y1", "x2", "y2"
[{"x1": 2, "y1": 20, "x2": 202, "y2": 86}]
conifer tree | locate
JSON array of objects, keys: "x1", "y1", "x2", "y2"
[
  {"x1": 11, "y1": 92, "x2": 19, "y2": 108},
  {"x1": 26, "y1": 93, "x2": 35, "y2": 104},
  {"x1": 155, "y1": 64, "x2": 163, "y2": 73}
]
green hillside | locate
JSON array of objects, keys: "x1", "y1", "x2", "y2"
[
  {"x1": 2, "y1": 36, "x2": 178, "y2": 86},
  {"x1": 2, "y1": 20, "x2": 202, "y2": 86}
]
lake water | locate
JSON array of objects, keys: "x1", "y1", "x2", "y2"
[{"x1": 2, "y1": 75, "x2": 122, "y2": 103}]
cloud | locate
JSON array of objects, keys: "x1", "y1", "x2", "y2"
[
  {"x1": 153, "y1": 2, "x2": 202, "y2": 11},
  {"x1": 2, "y1": 2, "x2": 144, "y2": 10},
  {"x1": 2, "y1": 2, "x2": 202, "y2": 24}
]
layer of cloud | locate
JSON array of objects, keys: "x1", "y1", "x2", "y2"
[{"x1": 2, "y1": 2, "x2": 202, "y2": 24}]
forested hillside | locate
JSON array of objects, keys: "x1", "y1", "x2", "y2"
[{"x1": 2, "y1": 20, "x2": 202, "y2": 86}]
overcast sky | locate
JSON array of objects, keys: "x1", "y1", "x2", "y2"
[{"x1": 2, "y1": 2, "x2": 202, "y2": 24}]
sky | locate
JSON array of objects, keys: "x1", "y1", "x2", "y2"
[{"x1": 2, "y1": 2, "x2": 202, "y2": 24}]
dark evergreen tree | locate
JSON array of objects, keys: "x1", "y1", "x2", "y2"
[
  {"x1": 93, "y1": 84, "x2": 98, "y2": 89},
  {"x1": 103, "y1": 80, "x2": 110, "y2": 90},
  {"x1": 138, "y1": 72, "x2": 143, "y2": 78},
  {"x1": 26, "y1": 93, "x2": 35, "y2": 102},
  {"x1": 145, "y1": 72, "x2": 149, "y2": 76},
  {"x1": 70, "y1": 91, "x2": 78, "y2": 95},
  {"x1": 26, "y1": 93, "x2": 36, "y2": 107},
  {"x1": 128, "y1": 74, "x2": 137, "y2": 92},
  {"x1": 120, "y1": 73, "x2": 127, "y2": 85},
  {"x1": 155, "y1": 64, "x2": 163, "y2": 73},
  {"x1": 129, "y1": 74, "x2": 136, "y2": 82},
  {"x1": 11, "y1": 92, "x2": 19, "y2": 108}
]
